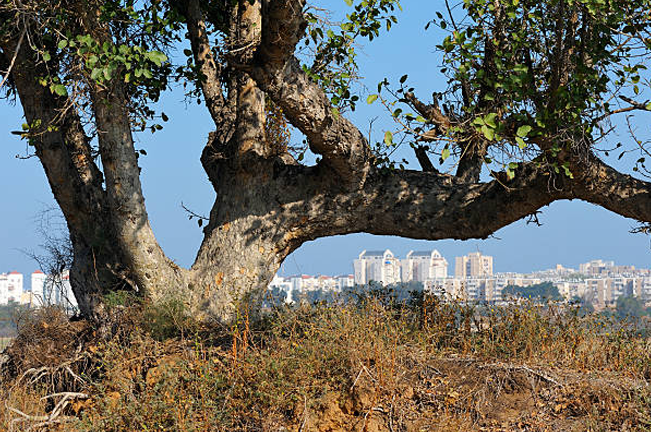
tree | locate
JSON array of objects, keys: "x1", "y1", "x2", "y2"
[
  {"x1": 615, "y1": 295, "x2": 647, "y2": 319},
  {"x1": 1, "y1": 0, "x2": 651, "y2": 323},
  {"x1": 502, "y1": 282, "x2": 563, "y2": 302}
]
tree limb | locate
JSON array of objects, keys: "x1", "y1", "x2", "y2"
[
  {"x1": 183, "y1": 0, "x2": 231, "y2": 126},
  {"x1": 414, "y1": 146, "x2": 436, "y2": 173},
  {"x1": 290, "y1": 162, "x2": 568, "y2": 245},
  {"x1": 250, "y1": 2, "x2": 373, "y2": 184},
  {"x1": 573, "y1": 155, "x2": 651, "y2": 223}
]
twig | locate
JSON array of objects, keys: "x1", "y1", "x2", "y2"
[
  {"x1": 6, "y1": 404, "x2": 48, "y2": 422},
  {"x1": 0, "y1": 28, "x2": 26, "y2": 92},
  {"x1": 297, "y1": 395, "x2": 308, "y2": 432},
  {"x1": 181, "y1": 201, "x2": 209, "y2": 221},
  {"x1": 350, "y1": 367, "x2": 365, "y2": 391}
]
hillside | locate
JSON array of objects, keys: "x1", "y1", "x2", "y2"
[{"x1": 1, "y1": 293, "x2": 650, "y2": 431}]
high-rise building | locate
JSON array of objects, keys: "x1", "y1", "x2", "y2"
[
  {"x1": 455, "y1": 252, "x2": 493, "y2": 278},
  {"x1": 353, "y1": 250, "x2": 401, "y2": 286},
  {"x1": 402, "y1": 250, "x2": 448, "y2": 282}
]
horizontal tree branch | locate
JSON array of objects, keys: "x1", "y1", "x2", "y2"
[{"x1": 573, "y1": 155, "x2": 651, "y2": 223}]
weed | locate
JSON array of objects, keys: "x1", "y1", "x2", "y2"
[{"x1": 1, "y1": 294, "x2": 649, "y2": 431}]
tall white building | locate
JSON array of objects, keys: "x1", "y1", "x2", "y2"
[
  {"x1": 0, "y1": 271, "x2": 23, "y2": 304},
  {"x1": 31, "y1": 270, "x2": 47, "y2": 306},
  {"x1": 402, "y1": 250, "x2": 448, "y2": 282},
  {"x1": 353, "y1": 250, "x2": 401, "y2": 286}
]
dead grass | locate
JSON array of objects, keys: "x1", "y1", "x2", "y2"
[{"x1": 1, "y1": 293, "x2": 650, "y2": 431}]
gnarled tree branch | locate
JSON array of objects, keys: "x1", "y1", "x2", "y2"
[{"x1": 249, "y1": 1, "x2": 373, "y2": 185}]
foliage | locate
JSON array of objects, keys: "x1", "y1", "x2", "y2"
[
  {"x1": 302, "y1": 0, "x2": 402, "y2": 113},
  {"x1": 615, "y1": 295, "x2": 650, "y2": 319},
  {"x1": 372, "y1": 0, "x2": 651, "y2": 175},
  {"x1": 0, "y1": 0, "x2": 182, "y2": 133},
  {"x1": 570, "y1": 295, "x2": 595, "y2": 316}
]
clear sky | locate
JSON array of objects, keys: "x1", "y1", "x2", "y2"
[{"x1": 1, "y1": 2, "x2": 651, "y2": 288}]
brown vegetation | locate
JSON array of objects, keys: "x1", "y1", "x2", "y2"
[{"x1": 1, "y1": 294, "x2": 650, "y2": 431}]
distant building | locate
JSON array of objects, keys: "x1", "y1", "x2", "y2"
[
  {"x1": 0, "y1": 271, "x2": 23, "y2": 304},
  {"x1": 37, "y1": 270, "x2": 78, "y2": 311},
  {"x1": 577, "y1": 259, "x2": 634, "y2": 276},
  {"x1": 455, "y1": 252, "x2": 493, "y2": 278},
  {"x1": 31, "y1": 270, "x2": 47, "y2": 306},
  {"x1": 353, "y1": 250, "x2": 401, "y2": 286},
  {"x1": 402, "y1": 250, "x2": 448, "y2": 282},
  {"x1": 269, "y1": 274, "x2": 354, "y2": 304}
]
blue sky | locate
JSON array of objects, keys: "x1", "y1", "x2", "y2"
[{"x1": 1, "y1": 1, "x2": 650, "y2": 287}]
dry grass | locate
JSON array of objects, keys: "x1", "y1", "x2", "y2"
[{"x1": 1, "y1": 292, "x2": 650, "y2": 431}]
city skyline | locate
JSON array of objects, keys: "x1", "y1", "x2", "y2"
[{"x1": 2, "y1": 246, "x2": 648, "y2": 291}]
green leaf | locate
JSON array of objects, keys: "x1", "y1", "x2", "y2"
[
  {"x1": 344, "y1": 0, "x2": 353, "y2": 6},
  {"x1": 516, "y1": 137, "x2": 527, "y2": 150},
  {"x1": 53, "y1": 84, "x2": 68, "y2": 97},
  {"x1": 481, "y1": 125, "x2": 494, "y2": 140},
  {"x1": 42, "y1": 51, "x2": 51, "y2": 62},
  {"x1": 57, "y1": 40, "x2": 68, "y2": 50},
  {"x1": 441, "y1": 148, "x2": 451, "y2": 161},
  {"x1": 91, "y1": 68, "x2": 103, "y2": 81},
  {"x1": 367, "y1": 94, "x2": 378, "y2": 104},
  {"x1": 646, "y1": 103, "x2": 651, "y2": 111},
  {"x1": 516, "y1": 125, "x2": 533, "y2": 138},
  {"x1": 484, "y1": 113, "x2": 498, "y2": 128},
  {"x1": 384, "y1": 131, "x2": 394, "y2": 146},
  {"x1": 147, "y1": 51, "x2": 168, "y2": 67}
]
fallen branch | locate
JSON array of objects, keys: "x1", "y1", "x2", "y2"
[{"x1": 476, "y1": 362, "x2": 562, "y2": 387}]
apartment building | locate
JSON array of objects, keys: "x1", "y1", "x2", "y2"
[
  {"x1": 0, "y1": 271, "x2": 23, "y2": 304},
  {"x1": 269, "y1": 274, "x2": 355, "y2": 304},
  {"x1": 402, "y1": 250, "x2": 448, "y2": 282},
  {"x1": 455, "y1": 252, "x2": 493, "y2": 278},
  {"x1": 353, "y1": 250, "x2": 401, "y2": 286}
]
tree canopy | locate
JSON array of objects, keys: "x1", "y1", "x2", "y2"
[{"x1": 1, "y1": 0, "x2": 651, "y2": 322}]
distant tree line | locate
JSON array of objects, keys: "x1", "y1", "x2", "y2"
[
  {"x1": 0, "y1": 302, "x2": 27, "y2": 338},
  {"x1": 265, "y1": 281, "x2": 425, "y2": 308},
  {"x1": 502, "y1": 282, "x2": 563, "y2": 302}
]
